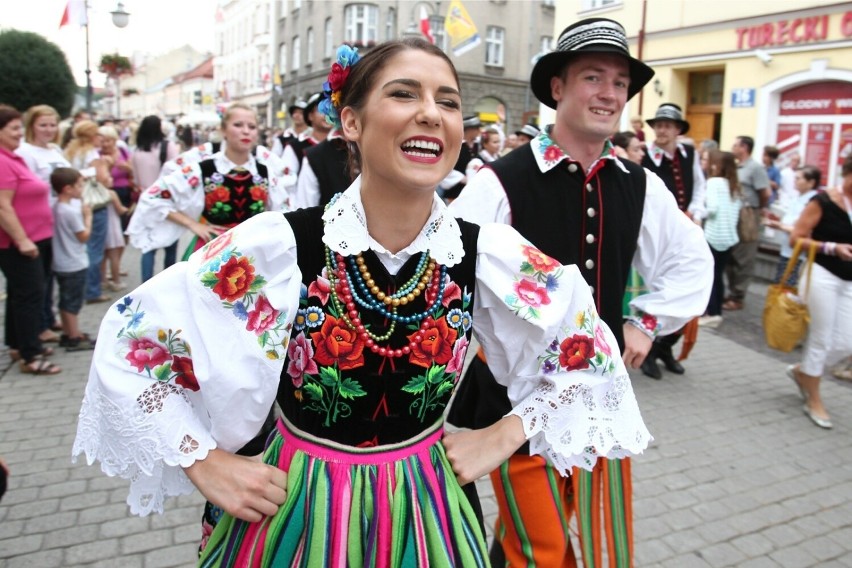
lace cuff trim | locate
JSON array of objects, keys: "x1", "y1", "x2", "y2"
[
  {"x1": 509, "y1": 374, "x2": 652, "y2": 475},
  {"x1": 72, "y1": 383, "x2": 216, "y2": 516}
]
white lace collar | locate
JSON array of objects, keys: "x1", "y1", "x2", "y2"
[{"x1": 321, "y1": 176, "x2": 466, "y2": 267}]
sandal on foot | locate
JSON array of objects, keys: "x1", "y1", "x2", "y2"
[
  {"x1": 39, "y1": 330, "x2": 60, "y2": 343},
  {"x1": 19, "y1": 358, "x2": 62, "y2": 375}
]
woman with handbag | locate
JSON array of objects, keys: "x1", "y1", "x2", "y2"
[
  {"x1": 0, "y1": 104, "x2": 61, "y2": 374},
  {"x1": 787, "y1": 155, "x2": 852, "y2": 429},
  {"x1": 65, "y1": 120, "x2": 113, "y2": 303}
]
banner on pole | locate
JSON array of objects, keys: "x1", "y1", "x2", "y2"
[{"x1": 444, "y1": 0, "x2": 481, "y2": 57}]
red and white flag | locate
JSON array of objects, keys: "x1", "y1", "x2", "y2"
[
  {"x1": 420, "y1": 5, "x2": 434, "y2": 44},
  {"x1": 59, "y1": 0, "x2": 88, "y2": 29}
]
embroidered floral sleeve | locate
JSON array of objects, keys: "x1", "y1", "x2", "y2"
[
  {"x1": 125, "y1": 162, "x2": 206, "y2": 253},
  {"x1": 73, "y1": 212, "x2": 303, "y2": 515},
  {"x1": 471, "y1": 223, "x2": 652, "y2": 474}
]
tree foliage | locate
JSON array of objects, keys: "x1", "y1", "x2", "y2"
[{"x1": 0, "y1": 30, "x2": 77, "y2": 118}]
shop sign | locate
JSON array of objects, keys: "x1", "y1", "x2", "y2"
[
  {"x1": 779, "y1": 81, "x2": 852, "y2": 116},
  {"x1": 735, "y1": 10, "x2": 852, "y2": 49},
  {"x1": 731, "y1": 88, "x2": 755, "y2": 108},
  {"x1": 804, "y1": 124, "x2": 834, "y2": 185}
]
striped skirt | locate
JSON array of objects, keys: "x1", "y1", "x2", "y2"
[{"x1": 199, "y1": 419, "x2": 489, "y2": 567}]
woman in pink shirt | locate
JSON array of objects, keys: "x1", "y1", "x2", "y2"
[{"x1": 0, "y1": 105, "x2": 60, "y2": 374}]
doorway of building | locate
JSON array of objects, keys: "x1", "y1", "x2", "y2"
[{"x1": 687, "y1": 71, "x2": 724, "y2": 145}]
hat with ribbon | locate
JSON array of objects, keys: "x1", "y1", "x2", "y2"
[
  {"x1": 646, "y1": 103, "x2": 690, "y2": 135},
  {"x1": 462, "y1": 115, "x2": 482, "y2": 129},
  {"x1": 515, "y1": 124, "x2": 540, "y2": 139},
  {"x1": 288, "y1": 99, "x2": 307, "y2": 117},
  {"x1": 303, "y1": 93, "x2": 322, "y2": 127},
  {"x1": 530, "y1": 17, "x2": 655, "y2": 109}
]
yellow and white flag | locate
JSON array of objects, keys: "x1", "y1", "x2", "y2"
[{"x1": 444, "y1": 0, "x2": 481, "y2": 57}]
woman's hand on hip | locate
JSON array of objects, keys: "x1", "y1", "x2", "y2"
[
  {"x1": 183, "y1": 448, "x2": 288, "y2": 523},
  {"x1": 443, "y1": 415, "x2": 526, "y2": 486}
]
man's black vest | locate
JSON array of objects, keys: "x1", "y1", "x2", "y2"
[
  {"x1": 304, "y1": 138, "x2": 351, "y2": 207},
  {"x1": 641, "y1": 144, "x2": 694, "y2": 213}
]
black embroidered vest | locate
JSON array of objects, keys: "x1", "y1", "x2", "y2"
[
  {"x1": 642, "y1": 145, "x2": 695, "y2": 213},
  {"x1": 303, "y1": 140, "x2": 351, "y2": 207},
  {"x1": 279, "y1": 207, "x2": 480, "y2": 446},
  {"x1": 199, "y1": 159, "x2": 269, "y2": 227}
]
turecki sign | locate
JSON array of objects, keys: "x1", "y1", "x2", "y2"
[{"x1": 735, "y1": 10, "x2": 852, "y2": 50}]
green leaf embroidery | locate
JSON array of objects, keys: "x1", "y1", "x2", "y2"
[
  {"x1": 319, "y1": 366, "x2": 339, "y2": 387},
  {"x1": 303, "y1": 382, "x2": 323, "y2": 401},
  {"x1": 402, "y1": 373, "x2": 428, "y2": 395},
  {"x1": 338, "y1": 378, "x2": 366, "y2": 400},
  {"x1": 153, "y1": 363, "x2": 172, "y2": 382}
]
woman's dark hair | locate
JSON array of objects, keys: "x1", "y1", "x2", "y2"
[
  {"x1": 0, "y1": 104, "x2": 22, "y2": 130},
  {"x1": 797, "y1": 165, "x2": 821, "y2": 189},
  {"x1": 709, "y1": 150, "x2": 740, "y2": 198},
  {"x1": 136, "y1": 115, "x2": 165, "y2": 152},
  {"x1": 337, "y1": 38, "x2": 460, "y2": 177},
  {"x1": 611, "y1": 130, "x2": 636, "y2": 150}
]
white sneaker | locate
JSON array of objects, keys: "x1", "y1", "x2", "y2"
[{"x1": 698, "y1": 315, "x2": 723, "y2": 328}]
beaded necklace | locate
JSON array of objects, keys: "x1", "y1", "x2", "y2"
[{"x1": 324, "y1": 246, "x2": 448, "y2": 359}]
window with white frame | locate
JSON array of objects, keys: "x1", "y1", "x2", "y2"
[
  {"x1": 386, "y1": 7, "x2": 396, "y2": 41},
  {"x1": 307, "y1": 27, "x2": 315, "y2": 66},
  {"x1": 540, "y1": 36, "x2": 552, "y2": 54},
  {"x1": 485, "y1": 26, "x2": 505, "y2": 66},
  {"x1": 430, "y1": 16, "x2": 447, "y2": 52},
  {"x1": 344, "y1": 4, "x2": 378, "y2": 45},
  {"x1": 324, "y1": 18, "x2": 334, "y2": 58},
  {"x1": 292, "y1": 35, "x2": 300, "y2": 71},
  {"x1": 279, "y1": 42, "x2": 287, "y2": 76}
]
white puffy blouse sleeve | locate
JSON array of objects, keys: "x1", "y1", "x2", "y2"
[
  {"x1": 471, "y1": 223, "x2": 651, "y2": 474},
  {"x1": 73, "y1": 212, "x2": 302, "y2": 515},
  {"x1": 254, "y1": 145, "x2": 295, "y2": 212},
  {"x1": 125, "y1": 162, "x2": 205, "y2": 253}
]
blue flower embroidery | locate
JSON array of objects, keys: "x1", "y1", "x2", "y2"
[
  {"x1": 446, "y1": 308, "x2": 464, "y2": 329},
  {"x1": 304, "y1": 306, "x2": 325, "y2": 328},
  {"x1": 232, "y1": 301, "x2": 248, "y2": 321},
  {"x1": 116, "y1": 296, "x2": 133, "y2": 314}
]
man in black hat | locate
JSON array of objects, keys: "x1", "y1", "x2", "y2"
[
  {"x1": 447, "y1": 17, "x2": 712, "y2": 567},
  {"x1": 271, "y1": 99, "x2": 309, "y2": 159},
  {"x1": 440, "y1": 115, "x2": 481, "y2": 200},
  {"x1": 639, "y1": 103, "x2": 707, "y2": 379},
  {"x1": 290, "y1": 93, "x2": 352, "y2": 209},
  {"x1": 515, "y1": 123, "x2": 540, "y2": 145}
]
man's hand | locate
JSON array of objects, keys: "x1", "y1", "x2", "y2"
[
  {"x1": 443, "y1": 416, "x2": 526, "y2": 486},
  {"x1": 183, "y1": 449, "x2": 288, "y2": 523},
  {"x1": 622, "y1": 323, "x2": 653, "y2": 368}
]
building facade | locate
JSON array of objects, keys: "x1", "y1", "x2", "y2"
[
  {"x1": 213, "y1": 0, "x2": 554, "y2": 133},
  {"x1": 554, "y1": 0, "x2": 852, "y2": 187}
]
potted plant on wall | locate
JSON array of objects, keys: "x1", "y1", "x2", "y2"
[{"x1": 98, "y1": 53, "x2": 133, "y2": 118}]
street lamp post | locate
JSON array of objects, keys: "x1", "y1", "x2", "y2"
[{"x1": 84, "y1": 1, "x2": 132, "y2": 114}]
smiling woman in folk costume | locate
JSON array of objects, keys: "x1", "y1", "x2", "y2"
[
  {"x1": 125, "y1": 103, "x2": 293, "y2": 261},
  {"x1": 73, "y1": 39, "x2": 651, "y2": 567}
]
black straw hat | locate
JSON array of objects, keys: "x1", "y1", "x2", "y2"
[
  {"x1": 515, "y1": 124, "x2": 540, "y2": 139},
  {"x1": 646, "y1": 103, "x2": 690, "y2": 135},
  {"x1": 288, "y1": 99, "x2": 307, "y2": 117},
  {"x1": 462, "y1": 115, "x2": 481, "y2": 129},
  {"x1": 303, "y1": 93, "x2": 322, "y2": 127},
  {"x1": 530, "y1": 18, "x2": 655, "y2": 109}
]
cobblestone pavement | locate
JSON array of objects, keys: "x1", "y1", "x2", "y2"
[{"x1": 2, "y1": 245, "x2": 851, "y2": 567}]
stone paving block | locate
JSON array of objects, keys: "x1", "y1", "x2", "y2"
[
  {"x1": 5, "y1": 497, "x2": 60, "y2": 520},
  {"x1": 78, "y1": 502, "x2": 133, "y2": 525},
  {"x1": 660, "y1": 488, "x2": 700, "y2": 510},
  {"x1": 732, "y1": 532, "x2": 777, "y2": 557},
  {"x1": 0, "y1": 534, "x2": 44, "y2": 558},
  {"x1": 23, "y1": 510, "x2": 79, "y2": 534},
  {"x1": 798, "y1": 535, "x2": 847, "y2": 563},
  {"x1": 770, "y1": 544, "x2": 820, "y2": 568},
  {"x1": 700, "y1": 541, "x2": 749, "y2": 568},
  {"x1": 660, "y1": 552, "x2": 713, "y2": 568},
  {"x1": 634, "y1": 516, "x2": 671, "y2": 540},
  {"x1": 100, "y1": 515, "x2": 152, "y2": 539},
  {"x1": 789, "y1": 514, "x2": 834, "y2": 539},
  {"x1": 173, "y1": 522, "x2": 202, "y2": 545},
  {"x1": 663, "y1": 507, "x2": 704, "y2": 532},
  {"x1": 661, "y1": 528, "x2": 709, "y2": 555},
  {"x1": 5, "y1": 549, "x2": 64, "y2": 568},
  {"x1": 64, "y1": 537, "x2": 120, "y2": 565},
  {"x1": 19, "y1": 469, "x2": 71, "y2": 489},
  {"x1": 0, "y1": 486, "x2": 39, "y2": 506},
  {"x1": 60, "y1": 490, "x2": 110, "y2": 511},
  {"x1": 694, "y1": 518, "x2": 743, "y2": 545},
  {"x1": 0, "y1": 518, "x2": 24, "y2": 540},
  {"x1": 143, "y1": 543, "x2": 200, "y2": 568},
  {"x1": 87, "y1": 556, "x2": 143, "y2": 568},
  {"x1": 121, "y1": 528, "x2": 174, "y2": 555},
  {"x1": 634, "y1": 538, "x2": 675, "y2": 565},
  {"x1": 738, "y1": 558, "x2": 784, "y2": 568},
  {"x1": 39, "y1": 479, "x2": 88, "y2": 500},
  {"x1": 41, "y1": 524, "x2": 100, "y2": 549}
]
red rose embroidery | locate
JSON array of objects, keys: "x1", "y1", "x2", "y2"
[
  {"x1": 249, "y1": 185, "x2": 268, "y2": 202},
  {"x1": 125, "y1": 338, "x2": 171, "y2": 372},
  {"x1": 245, "y1": 295, "x2": 279, "y2": 335},
  {"x1": 543, "y1": 144, "x2": 564, "y2": 162},
  {"x1": 408, "y1": 316, "x2": 457, "y2": 368},
  {"x1": 513, "y1": 278, "x2": 551, "y2": 308},
  {"x1": 160, "y1": 190, "x2": 172, "y2": 199},
  {"x1": 641, "y1": 314, "x2": 658, "y2": 332},
  {"x1": 205, "y1": 186, "x2": 230, "y2": 210},
  {"x1": 310, "y1": 315, "x2": 365, "y2": 370},
  {"x1": 522, "y1": 245, "x2": 560, "y2": 273},
  {"x1": 171, "y1": 356, "x2": 199, "y2": 391},
  {"x1": 201, "y1": 230, "x2": 234, "y2": 260},
  {"x1": 212, "y1": 256, "x2": 255, "y2": 301},
  {"x1": 558, "y1": 334, "x2": 594, "y2": 371},
  {"x1": 307, "y1": 269, "x2": 331, "y2": 304},
  {"x1": 188, "y1": 176, "x2": 200, "y2": 188},
  {"x1": 286, "y1": 334, "x2": 318, "y2": 388},
  {"x1": 425, "y1": 274, "x2": 462, "y2": 308}
]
